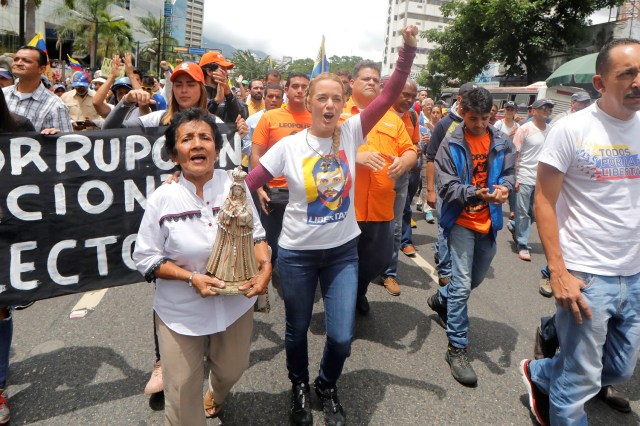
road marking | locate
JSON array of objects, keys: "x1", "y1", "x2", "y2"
[
  {"x1": 411, "y1": 252, "x2": 439, "y2": 285},
  {"x1": 69, "y1": 289, "x2": 109, "y2": 319}
]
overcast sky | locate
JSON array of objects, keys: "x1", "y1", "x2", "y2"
[{"x1": 202, "y1": 0, "x2": 388, "y2": 61}]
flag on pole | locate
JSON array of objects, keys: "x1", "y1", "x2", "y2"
[
  {"x1": 311, "y1": 35, "x2": 329, "y2": 77},
  {"x1": 267, "y1": 56, "x2": 274, "y2": 72},
  {"x1": 67, "y1": 54, "x2": 83, "y2": 73},
  {"x1": 27, "y1": 32, "x2": 48, "y2": 55}
]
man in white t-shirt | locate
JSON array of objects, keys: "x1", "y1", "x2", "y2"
[
  {"x1": 508, "y1": 98, "x2": 553, "y2": 261},
  {"x1": 520, "y1": 38, "x2": 640, "y2": 426}
]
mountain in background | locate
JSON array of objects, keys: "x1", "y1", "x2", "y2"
[{"x1": 202, "y1": 35, "x2": 269, "y2": 59}]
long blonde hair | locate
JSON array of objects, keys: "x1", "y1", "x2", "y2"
[
  {"x1": 304, "y1": 73, "x2": 345, "y2": 162},
  {"x1": 162, "y1": 83, "x2": 208, "y2": 125}
]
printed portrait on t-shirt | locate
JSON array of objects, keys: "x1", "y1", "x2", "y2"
[{"x1": 303, "y1": 151, "x2": 352, "y2": 225}]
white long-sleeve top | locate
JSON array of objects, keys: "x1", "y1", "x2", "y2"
[{"x1": 133, "y1": 169, "x2": 265, "y2": 336}]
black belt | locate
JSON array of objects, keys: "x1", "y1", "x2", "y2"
[{"x1": 269, "y1": 188, "x2": 289, "y2": 193}]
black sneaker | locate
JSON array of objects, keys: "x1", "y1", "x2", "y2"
[
  {"x1": 356, "y1": 295, "x2": 369, "y2": 316},
  {"x1": 446, "y1": 345, "x2": 477, "y2": 386},
  {"x1": 290, "y1": 382, "x2": 313, "y2": 425},
  {"x1": 520, "y1": 359, "x2": 550, "y2": 426},
  {"x1": 427, "y1": 293, "x2": 447, "y2": 328},
  {"x1": 314, "y1": 378, "x2": 346, "y2": 426},
  {"x1": 597, "y1": 385, "x2": 631, "y2": 413}
]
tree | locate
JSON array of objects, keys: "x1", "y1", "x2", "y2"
[
  {"x1": 285, "y1": 58, "x2": 314, "y2": 76},
  {"x1": 138, "y1": 13, "x2": 178, "y2": 73},
  {"x1": 2, "y1": 0, "x2": 74, "y2": 46},
  {"x1": 230, "y1": 50, "x2": 271, "y2": 81},
  {"x1": 424, "y1": 0, "x2": 623, "y2": 84},
  {"x1": 328, "y1": 55, "x2": 364, "y2": 75},
  {"x1": 56, "y1": 0, "x2": 133, "y2": 68}
]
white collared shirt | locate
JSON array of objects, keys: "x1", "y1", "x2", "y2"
[{"x1": 133, "y1": 169, "x2": 265, "y2": 336}]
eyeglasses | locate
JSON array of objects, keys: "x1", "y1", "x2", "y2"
[
  {"x1": 536, "y1": 106, "x2": 553, "y2": 111},
  {"x1": 142, "y1": 86, "x2": 154, "y2": 92},
  {"x1": 203, "y1": 63, "x2": 219, "y2": 72}
]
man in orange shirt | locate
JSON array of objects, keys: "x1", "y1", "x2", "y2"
[
  {"x1": 381, "y1": 79, "x2": 421, "y2": 294},
  {"x1": 342, "y1": 60, "x2": 418, "y2": 315},
  {"x1": 251, "y1": 72, "x2": 311, "y2": 262},
  {"x1": 428, "y1": 87, "x2": 514, "y2": 386}
]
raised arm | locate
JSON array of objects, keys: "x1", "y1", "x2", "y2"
[
  {"x1": 360, "y1": 25, "x2": 418, "y2": 136},
  {"x1": 93, "y1": 55, "x2": 121, "y2": 118}
]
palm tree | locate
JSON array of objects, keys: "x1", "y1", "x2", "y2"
[
  {"x1": 55, "y1": 0, "x2": 133, "y2": 69},
  {"x1": 2, "y1": 0, "x2": 74, "y2": 45},
  {"x1": 138, "y1": 12, "x2": 178, "y2": 73}
]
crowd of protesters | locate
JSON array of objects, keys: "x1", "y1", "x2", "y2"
[{"x1": 2, "y1": 32, "x2": 640, "y2": 426}]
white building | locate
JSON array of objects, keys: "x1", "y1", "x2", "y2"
[
  {"x1": 184, "y1": 0, "x2": 204, "y2": 48},
  {"x1": 381, "y1": 0, "x2": 452, "y2": 80}
]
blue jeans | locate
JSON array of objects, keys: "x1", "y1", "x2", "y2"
[
  {"x1": 437, "y1": 225, "x2": 496, "y2": 348},
  {"x1": 529, "y1": 271, "x2": 640, "y2": 425},
  {"x1": 0, "y1": 310, "x2": 12, "y2": 389},
  {"x1": 277, "y1": 238, "x2": 358, "y2": 387},
  {"x1": 434, "y1": 196, "x2": 452, "y2": 279},
  {"x1": 383, "y1": 173, "x2": 409, "y2": 279},
  {"x1": 400, "y1": 168, "x2": 421, "y2": 248},
  {"x1": 512, "y1": 183, "x2": 535, "y2": 249}
]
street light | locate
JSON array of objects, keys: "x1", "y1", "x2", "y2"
[
  {"x1": 135, "y1": 38, "x2": 158, "y2": 70},
  {"x1": 71, "y1": 10, "x2": 124, "y2": 70}
]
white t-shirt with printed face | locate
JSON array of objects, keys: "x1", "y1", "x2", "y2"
[
  {"x1": 513, "y1": 121, "x2": 549, "y2": 185},
  {"x1": 539, "y1": 103, "x2": 640, "y2": 276},
  {"x1": 259, "y1": 116, "x2": 363, "y2": 250}
]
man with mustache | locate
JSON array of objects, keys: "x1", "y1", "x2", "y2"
[{"x1": 520, "y1": 38, "x2": 640, "y2": 426}]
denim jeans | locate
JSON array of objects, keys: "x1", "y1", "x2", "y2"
[
  {"x1": 400, "y1": 168, "x2": 421, "y2": 248},
  {"x1": 277, "y1": 238, "x2": 358, "y2": 387},
  {"x1": 437, "y1": 225, "x2": 496, "y2": 348},
  {"x1": 383, "y1": 173, "x2": 409, "y2": 279},
  {"x1": 434, "y1": 196, "x2": 452, "y2": 279},
  {"x1": 0, "y1": 310, "x2": 12, "y2": 389},
  {"x1": 529, "y1": 271, "x2": 640, "y2": 425},
  {"x1": 512, "y1": 183, "x2": 535, "y2": 249}
]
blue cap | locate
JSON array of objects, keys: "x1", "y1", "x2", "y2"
[
  {"x1": 71, "y1": 72, "x2": 89, "y2": 88},
  {"x1": 111, "y1": 77, "x2": 133, "y2": 94},
  {"x1": 53, "y1": 84, "x2": 66, "y2": 92},
  {"x1": 0, "y1": 68, "x2": 12, "y2": 81}
]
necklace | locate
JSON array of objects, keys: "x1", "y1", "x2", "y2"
[{"x1": 306, "y1": 130, "x2": 334, "y2": 159}]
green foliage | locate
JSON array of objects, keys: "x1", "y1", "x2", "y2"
[
  {"x1": 284, "y1": 58, "x2": 314, "y2": 76},
  {"x1": 328, "y1": 55, "x2": 364, "y2": 75},
  {"x1": 230, "y1": 50, "x2": 284, "y2": 81},
  {"x1": 423, "y1": 0, "x2": 623, "y2": 84}
]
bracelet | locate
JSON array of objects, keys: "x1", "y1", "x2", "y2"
[{"x1": 187, "y1": 271, "x2": 197, "y2": 287}]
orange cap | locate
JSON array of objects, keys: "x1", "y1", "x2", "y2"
[
  {"x1": 170, "y1": 62, "x2": 205, "y2": 84},
  {"x1": 199, "y1": 51, "x2": 233, "y2": 69}
]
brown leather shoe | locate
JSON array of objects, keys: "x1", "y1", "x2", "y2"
[
  {"x1": 383, "y1": 277, "x2": 401, "y2": 296},
  {"x1": 401, "y1": 244, "x2": 417, "y2": 257}
]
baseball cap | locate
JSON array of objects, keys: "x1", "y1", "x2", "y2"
[
  {"x1": 504, "y1": 101, "x2": 516, "y2": 109},
  {"x1": 531, "y1": 98, "x2": 554, "y2": 109},
  {"x1": 53, "y1": 84, "x2": 66, "y2": 92},
  {"x1": 0, "y1": 68, "x2": 12, "y2": 81},
  {"x1": 170, "y1": 61, "x2": 205, "y2": 84},
  {"x1": 111, "y1": 76, "x2": 133, "y2": 94},
  {"x1": 199, "y1": 51, "x2": 233, "y2": 69},
  {"x1": 92, "y1": 77, "x2": 107, "y2": 85},
  {"x1": 71, "y1": 73, "x2": 89, "y2": 88},
  {"x1": 93, "y1": 70, "x2": 103, "y2": 78},
  {"x1": 458, "y1": 82, "x2": 478, "y2": 95},
  {"x1": 571, "y1": 92, "x2": 591, "y2": 103}
]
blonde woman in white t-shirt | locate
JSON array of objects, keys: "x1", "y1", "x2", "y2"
[{"x1": 244, "y1": 25, "x2": 418, "y2": 426}]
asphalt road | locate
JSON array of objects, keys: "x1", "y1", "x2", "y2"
[{"x1": 8, "y1": 208, "x2": 640, "y2": 425}]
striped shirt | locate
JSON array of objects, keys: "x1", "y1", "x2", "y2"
[{"x1": 3, "y1": 83, "x2": 72, "y2": 132}]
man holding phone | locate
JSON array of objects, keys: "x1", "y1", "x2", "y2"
[{"x1": 61, "y1": 72, "x2": 103, "y2": 130}]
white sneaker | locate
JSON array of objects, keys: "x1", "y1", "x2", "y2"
[
  {"x1": 0, "y1": 390, "x2": 10, "y2": 425},
  {"x1": 144, "y1": 360, "x2": 163, "y2": 395},
  {"x1": 518, "y1": 249, "x2": 531, "y2": 261}
]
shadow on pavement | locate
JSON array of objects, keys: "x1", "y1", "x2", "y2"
[
  {"x1": 219, "y1": 368, "x2": 446, "y2": 425},
  {"x1": 8, "y1": 346, "x2": 147, "y2": 424},
  {"x1": 469, "y1": 317, "x2": 518, "y2": 375},
  {"x1": 249, "y1": 319, "x2": 285, "y2": 368},
  {"x1": 308, "y1": 301, "x2": 431, "y2": 354}
]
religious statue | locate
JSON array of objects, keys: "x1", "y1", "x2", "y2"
[{"x1": 206, "y1": 167, "x2": 259, "y2": 294}]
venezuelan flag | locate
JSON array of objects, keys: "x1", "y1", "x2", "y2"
[
  {"x1": 67, "y1": 54, "x2": 83, "y2": 72},
  {"x1": 27, "y1": 32, "x2": 48, "y2": 55},
  {"x1": 311, "y1": 35, "x2": 329, "y2": 77},
  {"x1": 267, "y1": 56, "x2": 273, "y2": 72}
]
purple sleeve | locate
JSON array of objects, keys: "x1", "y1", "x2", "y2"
[
  {"x1": 245, "y1": 164, "x2": 274, "y2": 192},
  {"x1": 360, "y1": 44, "x2": 417, "y2": 136}
]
